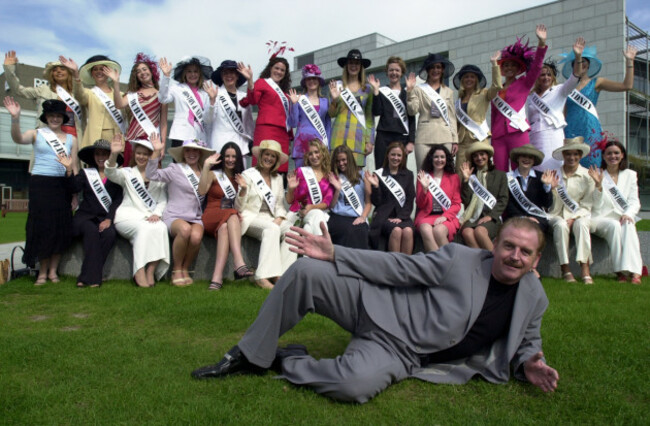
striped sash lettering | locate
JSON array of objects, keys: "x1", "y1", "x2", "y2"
[
  {"x1": 469, "y1": 174, "x2": 496, "y2": 209},
  {"x1": 455, "y1": 99, "x2": 489, "y2": 141},
  {"x1": 91, "y1": 86, "x2": 126, "y2": 133},
  {"x1": 127, "y1": 92, "x2": 158, "y2": 137},
  {"x1": 419, "y1": 83, "x2": 450, "y2": 127},
  {"x1": 506, "y1": 174, "x2": 548, "y2": 219},
  {"x1": 301, "y1": 166, "x2": 322, "y2": 205},
  {"x1": 84, "y1": 168, "x2": 112, "y2": 213},
  {"x1": 568, "y1": 89, "x2": 599, "y2": 119},
  {"x1": 127, "y1": 167, "x2": 157, "y2": 212},
  {"x1": 374, "y1": 168, "x2": 406, "y2": 207},
  {"x1": 298, "y1": 95, "x2": 328, "y2": 145},
  {"x1": 492, "y1": 95, "x2": 529, "y2": 131},
  {"x1": 182, "y1": 163, "x2": 204, "y2": 212},
  {"x1": 55, "y1": 85, "x2": 82, "y2": 122},
  {"x1": 244, "y1": 168, "x2": 277, "y2": 214},
  {"x1": 379, "y1": 87, "x2": 409, "y2": 134}
]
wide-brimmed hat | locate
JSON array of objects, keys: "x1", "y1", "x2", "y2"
[
  {"x1": 560, "y1": 45, "x2": 602, "y2": 80},
  {"x1": 129, "y1": 139, "x2": 154, "y2": 152},
  {"x1": 510, "y1": 144, "x2": 544, "y2": 166},
  {"x1": 498, "y1": 38, "x2": 535, "y2": 74},
  {"x1": 465, "y1": 141, "x2": 494, "y2": 162},
  {"x1": 168, "y1": 139, "x2": 215, "y2": 163},
  {"x1": 418, "y1": 53, "x2": 455, "y2": 80},
  {"x1": 173, "y1": 56, "x2": 213, "y2": 82},
  {"x1": 453, "y1": 64, "x2": 486, "y2": 90},
  {"x1": 552, "y1": 136, "x2": 591, "y2": 161},
  {"x1": 39, "y1": 99, "x2": 69, "y2": 124},
  {"x1": 79, "y1": 55, "x2": 121, "y2": 86},
  {"x1": 79, "y1": 139, "x2": 123, "y2": 168},
  {"x1": 300, "y1": 64, "x2": 326, "y2": 88},
  {"x1": 251, "y1": 140, "x2": 289, "y2": 169},
  {"x1": 43, "y1": 61, "x2": 66, "y2": 78},
  {"x1": 337, "y1": 49, "x2": 371, "y2": 68},
  {"x1": 211, "y1": 60, "x2": 246, "y2": 87}
]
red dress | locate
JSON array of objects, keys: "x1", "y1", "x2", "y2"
[
  {"x1": 414, "y1": 172, "x2": 462, "y2": 242},
  {"x1": 202, "y1": 174, "x2": 239, "y2": 237}
]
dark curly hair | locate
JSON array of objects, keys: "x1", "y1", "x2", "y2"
[
  {"x1": 212, "y1": 142, "x2": 244, "y2": 175},
  {"x1": 259, "y1": 57, "x2": 291, "y2": 92},
  {"x1": 421, "y1": 144, "x2": 455, "y2": 174}
]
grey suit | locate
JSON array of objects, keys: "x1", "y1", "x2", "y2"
[{"x1": 238, "y1": 243, "x2": 548, "y2": 403}]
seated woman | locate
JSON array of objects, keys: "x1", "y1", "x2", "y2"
[
  {"x1": 327, "y1": 145, "x2": 372, "y2": 249},
  {"x1": 147, "y1": 136, "x2": 215, "y2": 286},
  {"x1": 235, "y1": 140, "x2": 297, "y2": 289},
  {"x1": 105, "y1": 134, "x2": 169, "y2": 288},
  {"x1": 72, "y1": 139, "x2": 124, "y2": 287},
  {"x1": 415, "y1": 144, "x2": 461, "y2": 252},
  {"x1": 198, "y1": 142, "x2": 253, "y2": 291},
  {"x1": 459, "y1": 141, "x2": 509, "y2": 251},
  {"x1": 547, "y1": 137, "x2": 595, "y2": 284},
  {"x1": 588, "y1": 140, "x2": 643, "y2": 284},
  {"x1": 366, "y1": 142, "x2": 415, "y2": 254},
  {"x1": 286, "y1": 139, "x2": 334, "y2": 236}
]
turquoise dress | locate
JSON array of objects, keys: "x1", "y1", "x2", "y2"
[{"x1": 563, "y1": 79, "x2": 602, "y2": 168}]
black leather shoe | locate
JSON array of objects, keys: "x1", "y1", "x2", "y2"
[
  {"x1": 271, "y1": 344, "x2": 309, "y2": 373},
  {"x1": 191, "y1": 345, "x2": 266, "y2": 379}
]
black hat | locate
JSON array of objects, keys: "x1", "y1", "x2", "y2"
[
  {"x1": 418, "y1": 53, "x2": 455, "y2": 80},
  {"x1": 78, "y1": 139, "x2": 123, "y2": 168},
  {"x1": 173, "y1": 56, "x2": 213, "y2": 82},
  {"x1": 337, "y1": 49, "x2": 371, "y2": 68},
  {"x1": 453, "y1": 64, "x2": 487, "y2": 90},
  {"x1": 39, "y1": 99, "x2": 70, "y2": 124},
  {"x1": 210, "y1": 60, "x2": 246, "y2": 87}
]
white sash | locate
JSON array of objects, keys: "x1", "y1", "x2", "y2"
[
  {"x1": 91, "y1": 86, "x2": 126, "y2": 133},
  {"x1": 265, "y1": 78, "x2": 290, "y2": 131},
  {"x1": 84, "y1": 168, "x2": 112, "y2": 213},
  {"x1": 568, "y1": 89, "x2": 599, "y2": 119},
  {"x1": 244, "y1": 168, "x2": 277, "y2": 215},
  {"x1": 300, "y1": 166, "x2": 323, "y2": 205},
  {"x1": 469, "y1": 175, "x2": 496, "y2": 209},
  {"x1": 529, "y1": 91, "x2": 565, "y2": 128},
  {"x1": 37, "y1": 128, "x2": 68, "y2": 158},
  {"x1": 181, "y1": 164, "x2": 203, "y2": 211},
  {"x1": 127, "y1": 92, "x2": 157, "y2": 137},
  {"x1": 340, "y1": 175, "x2": 363, "y2": 217},
  {"x1": 214, "y1": 170, "x2": 237, "y2": 200},
  {"x1": 455, "y1": 99, "x2": 489, "y2": 141},
  {"x1": 556, "y1": 180, "x2": 579, "y2": 213},
  {"x1": 378, "y1": 87, "x2": 409, "y2": 134},
  {"x1": 339, "y1": 86, "x2": 366, "y2": 128},
  {"x1": 492, "y1": 95, "x2": 529, "y2": 131},
  {"x1": 55, "y1": 85, "x2": 82, "y2": 123},
  {"x1": 217, "y1": 89, "x2": 250, "y2": 140},
  {"x1": 374, "y1": 168, "x2": 406, "y2": 208},
  {"x1": 419, "y1": 83, "x2": 450, "y2": 127},
  {"x1": 127, "y1": 167, "x2": 157, "y2": 212},
  {"x1": 426, "y1": 176, "x2": 452, "y2": 211},
  {"x1": 506, "y1": 174, "x2": 548, "y2": 219},
  {"x1": 298, "y1": 95, "x2": 329, "y2": 145},
  {"x1": 179, "y1": 86, "x2": 206, "y2": 132},
  {"x1": 602, "y1": 171, "x2": 629, "y2": 214}
]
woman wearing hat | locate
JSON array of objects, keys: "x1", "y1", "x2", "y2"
[
  {"x1": 204, "y1": 60, "x2": 254, "y2": 155},
  {"x1": 70, "y1": 139, "x2": 124, "y2": 288},
  {"x1": 491, "y1": 24, "x2": 548, "y2": 171},
  {"x1": 5, "y1": 97, "x2": 79, "y2": 285},
  {"x1": 328, "y1": 49, "x2": 375, "y2": 167},
  {"x1": 415, "y1": 144, "x2": 462, "y2": 252},
  {"x1": 198, "y1": 142, "x2": 254, "y2": 291},
  {"x1": 158, "y1": 56, "x2": 213, "y2": 150},
  {"x1": 453, "y1": 53, "x2": 502, "y2": 172},
  {"x1": 368, "y1": 56, "x2": 416, "y2": 168},
  {"x1": 288, "y1": 64, "x2": 331, "y2": 167},
  {"x1": 459, "y1": 141, "x2": 509, "y2": 250},
  {"x1": 526, "y1": 38, "x2": 585, "y2": 171},
  {"x1": 104, "y1": 53, "x2": 168, "y2": 166},
  {"x1": 588, "y1": 140, "x2": 642, "y2": 284},
  {"x1": 105, "y1": 134, "x2": 169, "y2": 288},
  {"x1": 59, "y1": 55, "x2": 125, "y2": 149},
  {"x1": 239, "y1": 58, "x2": 293, "y2": 173},
  {"x1": 146, "y1": 135, "x2": 214, "y2": 286},
  {"x1": 561, "y1": 44, "x2": 638, "y2": 168},
  {"x1": 547, "y1": 137, "x2": 595, "y2": 284},
  {"x1": 406, "y1": 52, "x2": 458, "y2": 168},
  {"x1": 235, "y1": 140, "x2": 297, "y2": 289}
]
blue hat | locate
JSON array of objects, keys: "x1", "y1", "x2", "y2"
[
  {"x1": 453, "y1": 64, "x2": 486, "y2": 90},
  {"x1": 560, "y1": 45, "x2": 602, "y2": 79},
  {"x1": 211, "y1": 60, "x2": 246, "y2": 87}
]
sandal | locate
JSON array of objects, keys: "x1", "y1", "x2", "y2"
[
  {"x1": 208, "y1": 281, "x2": 223, "y2": 291},
  {"x1": 171, "y1": 270, "x2": 188, "y2": 286},
  {"x1": 234, "y1": 265, "x2": 254, "y2": 280},
  {"x1": 76, "y1": 282, "x2": 85, "y2": 288},
  {"x1": 582, "y1": 275, "x2": 594, "y2": 285},
  {"x1": 617, "y1": 274, "x2": 628, "y2": 283},
  {"x1": 255, "y1": 278, "x2": 274, "y2": 290},
  {"x1": 48, "y1": 275, "x2": 60, "y2": 283},
  {"x1": 562, "y1": 272, "x2": 577, "y2": 283},
  {"x1": 35, "y1": 276, "x2": 47, "y2": 286},
  {"x1": 631, "y1": 276, "x2": 641, "y2": 285}
]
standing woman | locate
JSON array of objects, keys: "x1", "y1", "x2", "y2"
[
  {"x1": 459, "y1": 142, "x2": 509, "y2": 251},
  {"x1": 105, "y1": 135, "x2": 169, "y2": 288},
  {"x1": 415, "y1": 144, "x2": 461, "y2": 252},
  {"x1": 147, "y1": 136, "x2": 215, "y2": 286},
  {"x1": 4, "y1": 98, "x2": 79, "y2": 285},
  {"x1": 561, "y1": 45, "x2": 638, "y2": 168},
  {"x1": 238, "y1": 57, "x2": 292, "y2": 173},
  {"x1": 198, "y1": 143, "x2": 253, "y2": 291},
  {"x1": 406, "y1": 52, "x2": 458, "y2": 168},
  {"x1": 453, "y1": 53, "x2": 502, "y2": 171},
  {"x1": 368, "y1": 56, "x2": 416, "y2": 167},
  {"x1": 327, "y1": 145, "x2": 372, "y2": 249},
  {"x1": 158, "y1": 56, "x2": 213, "y2": 150},
  {"x1": 286, "y1": 140, "x2": 334, "y2": 236},
  {"x1": 288, "y1": 64, "x2": 331, "y2": 167},
  {"x1": 329, "y1": 49, "x2": 375, "y2": 166},
  {"x1": 366, "y1": 142, "x2": 416, "y2": 253},
  {"x1": 491, "y1": 25, "x2": 548, "y2": 171},
  {"x1": 588, "y1": 141, "x2": 643, "y2": 284},
  {"x1": 235, "y1": 140, "x2": 297, "y2": 289},
  {"x1": 527, "y1": 38, "x2": 585, "y2": 171}
]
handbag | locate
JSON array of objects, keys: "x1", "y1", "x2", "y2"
[{"x1": 10, "y1": 246, "x2": 33, "y2": 280}]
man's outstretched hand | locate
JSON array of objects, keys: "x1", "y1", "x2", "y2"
[
  {"x1": 286, "y1": 222, "x2": 335, "y2": 262},
  {"x1": 524, "y1": 352, "x2": 559, "y2": 393}
]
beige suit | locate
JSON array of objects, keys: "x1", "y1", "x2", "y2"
[{"x1": 73, "y1": 81, "x2": 123, "y2": 148}]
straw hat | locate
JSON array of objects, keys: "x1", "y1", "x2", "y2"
[
  {"x1": 251, "y1": 140, "x2": 289, "y2": 170},
  {"x1": 552, "y1": 136, "x2": 591, "y2": 161},
  {"x1": 465, "y1": 141, "x2": 494, "y2": 162},
  {"x1": 79, "y1": 55, "x2": 121, "y2": 86},
  {"x1": 510, "y1": 144, "x2": 544, "y2": 166},
  {"x1": 168, "y1": 139, "x2": 215, "y2": 163}
]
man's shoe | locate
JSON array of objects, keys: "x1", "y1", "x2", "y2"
[
  {"x1": 271, "y1": 344, "x2": 309, "y2": 372},
  {"x1": 191, "y1": 346, "x2": 266, "y2": 379}
]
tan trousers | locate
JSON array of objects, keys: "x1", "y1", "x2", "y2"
[
  {"x1": 245, "y1": 213, "x2": 298, "y2": 279},
  {"x1": 549, "y1": 216, "x2": 592, "y2": 265}
]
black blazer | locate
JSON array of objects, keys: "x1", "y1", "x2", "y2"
[
  {"x1": 372, "y1": 88, "x2": 416, "y2": 143},
  {"x1": 71, "y1": 170, "x2": 123, "y2": 223},
  {"x1": 503, "y1": 173, "x2": 553, "y2": 231},
  {"x1": 369, "y1": 168, "x2": 415, "y2": 248}
]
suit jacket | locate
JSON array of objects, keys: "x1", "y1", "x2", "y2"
[
  {"x1": 71, "y1": 169, "x2": 123, "y2": 223},
  {"x1": 461, "y1": 169, "x2": 509, "y2": 221},
  {"x1": 415, "y1": 171, "x2": 462, "y2": 225},
  {"x1": 372, "y1": 88, "x2": 416, "y2": 142},
  {"x1": 504, "y1": 171, "x2": 552, "y2": 229},
  {"x1": 334, "y1": 243, "x2": 549, "y2": 385},
  {"x1": 407, "y1": 85, "x2": 458, "y2": 144},
  {"x1": 206, "y1": 85, "x2": 254, "y2": 154},
  {"x1": 592, "y1": 169, "x2": 640, "y2": 220},
  {"x1": 456, "y1": 64, "x2": 502, "y2": 143},
  {"x1": 369, "y1": 168, "x2": 415, "y2": 248},
  {"x1": 236, "y1": 168, "x2": 288, "y2": 234},
  {"x1": 73, "y1": 82, "x2": 123, "y2": 148},
  {"x1": 548, "y1": 165, "x2": 594, "y2": 220},
  {"x1": 158, "y1": 75, "x2": 210, "y2": 142}
]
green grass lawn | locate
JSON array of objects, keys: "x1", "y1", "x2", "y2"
[
  {"x1": 0, "y1": 212, "x2": 27, "y2": 244},
  {"x1": 1, "y1": 275, "x2": 648, "y2": 424}
]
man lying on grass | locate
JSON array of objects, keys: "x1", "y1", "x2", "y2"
[{"x1": 192, "y1": 217, "x2": 559, "y2": 403}]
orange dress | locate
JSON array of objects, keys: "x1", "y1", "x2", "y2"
[{"x1": 202, "y1": 174, "x2": 239, "y2": 237}]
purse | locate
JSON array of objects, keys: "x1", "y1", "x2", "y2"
[{"x1": 10, "y1": 246, "x2": 33, "y2": 280}]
